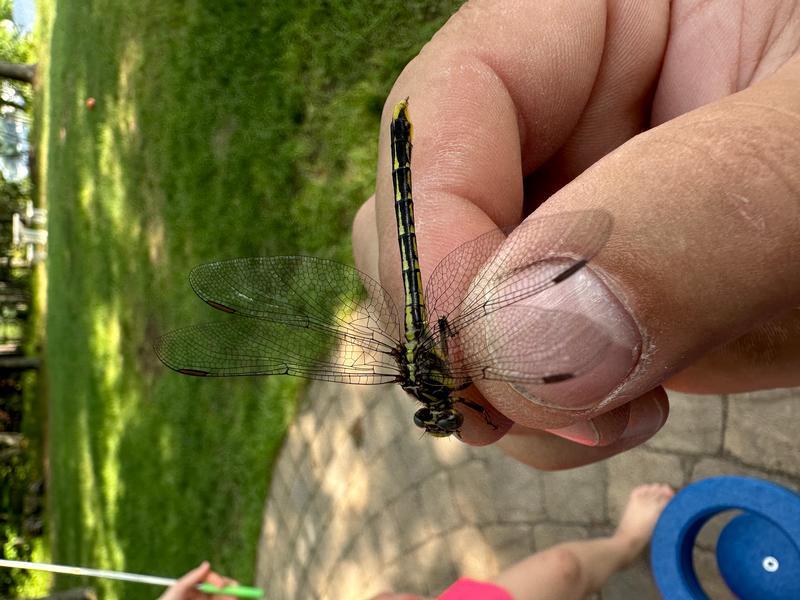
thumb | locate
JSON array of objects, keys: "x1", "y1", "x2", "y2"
[
  {"x1": 486, "y1": 57, "x2": 800, "y2": 426},
  {"x1": 171, "y1": 561, "x2": 211, "y2": 593}
]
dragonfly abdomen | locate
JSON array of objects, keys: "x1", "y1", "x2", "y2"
[
  {"x1": 390, "y1": 100, "x2": 465, "y2": 438},
  {"x1": 391, "y1": 100, "x2": 428, "y2": 346}
]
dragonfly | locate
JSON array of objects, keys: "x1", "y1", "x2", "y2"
[{"x1": 154, "y1": 99, "x2": 613, "y2": 437}]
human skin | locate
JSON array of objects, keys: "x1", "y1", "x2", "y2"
[
  {"x1": 157, "y1": 562, "x2": 236, "y2": 600},
  {"x1": 368, "y1": 484, "x2": 674, "y2": 600},
  {"x1": 352, "y1": 0, "x2": 800, "y2": 468}
]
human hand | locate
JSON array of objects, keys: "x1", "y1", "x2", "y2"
[
  {"x1": 352, "y1": 0, "x2": 800, "y2": 467},
  {"x1": 157, "y1": 561, "x2": 237, "y2": 600}
]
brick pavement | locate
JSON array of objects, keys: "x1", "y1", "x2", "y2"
[{"x1": 255, "y1": 384, "x2": 799, "y2": 599}]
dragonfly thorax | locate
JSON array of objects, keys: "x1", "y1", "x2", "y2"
[
  {"x1": 399, "y1": 342, "x2": 453, "y2": 397},
  {"x1": 398, "y1": 342, "x2": 462, "y2": 436}
]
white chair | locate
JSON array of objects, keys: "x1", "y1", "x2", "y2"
[
  {"x1": 11, "y1": 213, "x2": 47, "y2": 265},
  {"x1": 23, "y1": 200, "x2": 47, "y2": 227}
]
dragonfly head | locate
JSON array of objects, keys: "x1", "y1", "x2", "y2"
[{"x1": 413, "y1": 406, "x2": 464, "y2": 437}]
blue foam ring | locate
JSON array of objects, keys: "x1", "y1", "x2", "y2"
[
  {"x1": 716, "y1": 512, "x2": 800, "y2": 599},
  {"x1": 650, "y1": 475, "x2": 800, "y2": 600}
]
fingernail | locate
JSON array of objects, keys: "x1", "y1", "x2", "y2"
[
  {"x1": 546, "y1": 402, "x2": 631, "y2": 447},
  {"x1": 482, "y1": 260, "x2": 640, "y2": 410},
  {"x1": 546, "y1": 419, "x2": 599, "y2": 445},
  {"x1": 621, "y1": 394, "x2": 666, "y2": 440}
]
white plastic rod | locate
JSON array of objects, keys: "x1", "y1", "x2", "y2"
[
  {"x1": 0, "y1": 559, "x2": 177, "y2": 586},
  {"x1": 0, "y1": 559, "x2": 264, "y2": 598}
]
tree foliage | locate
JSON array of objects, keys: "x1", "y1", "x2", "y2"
[
  {"x1": 0, "y1": 0, "x2": 34, "y2": 93},
  {"x1": 0, "y1": 0, "x2": 33, "y2": 60},
  {"x1": 0, "y1": 5, "x2": 39, "y2": 596},
  {"x1": 0, "y1": 0, "x2": 35, "y2": 273}
]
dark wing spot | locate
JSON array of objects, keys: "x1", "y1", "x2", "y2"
[
  {"x1": 542, "y1": 372, "x2": 574, "y2": 384},
  {"x1": 552, "y1": 259, "x2": 587, "y2": 284},
  {"x1": 178, "y1": 368, "x2": 210, "y2": 377},
  {"x1": 207, "y1": 300, "x2": 236, "y2": 313}
]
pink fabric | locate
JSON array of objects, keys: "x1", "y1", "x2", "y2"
[{"x1": 437, "y1": 577, "x2": 514, "y2": 600}]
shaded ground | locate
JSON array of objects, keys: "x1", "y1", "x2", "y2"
[{"x1": 257, "y1": 385, "x2": 799, "y2": 599}]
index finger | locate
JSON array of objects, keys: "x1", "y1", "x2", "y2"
[
  {"x1": 375, "y1": 1, "x2": 617, "y2": 287},
  {"x1": 372, "y1": 1, "x2": 661, "y2": 439}
]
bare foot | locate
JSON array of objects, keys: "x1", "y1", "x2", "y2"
[{"x1": 613, "y1": 483, "x2": 675, "y2": 563}]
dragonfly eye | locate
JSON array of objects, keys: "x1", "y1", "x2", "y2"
[
  {"x1": 436, "y1": 410, "x2": 463, "y2": 432},
  {"x1": 413, "y1": 407, "x2": 434, "y2": 429}
]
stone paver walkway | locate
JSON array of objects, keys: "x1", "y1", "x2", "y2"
[{"x1": 255, "y1": 384, "x2": 799, "y2": 599}]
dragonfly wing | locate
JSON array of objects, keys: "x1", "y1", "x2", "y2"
[
  {"x1": 425, "y1": 210, "x2": 612, "y2": 330},
  {"x1": 441, "y1": 306, "x2": 611, "y2": 384},
  {"x1": 424, "y1": 227, "x2": 507, "y2": 323},
  {"x1": 154, "y1": 319, "x2": 401, "y2": 384},
  {"x1": 189, "y1": 256, "x2": 400, "y2": 352},
  {"x1": 422, "y1": 210, "x2": 613, "y2": 385}
]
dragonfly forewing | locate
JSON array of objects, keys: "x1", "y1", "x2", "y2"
[
  {"x1": 154, "y1": 318, "x2": 401, "y2": 384},
  {"x1": 189, "y1": 256, "x2": 401, "y2": 352},
  {"x1": 425, "y1": 210, "x2": 612, "y2": 327}
]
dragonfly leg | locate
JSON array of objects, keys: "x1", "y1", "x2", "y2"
[
  {"x1": 455, "y1": 397, "x2": 498, "y2": 430},
  {"x1": 437, "y1": 316, "x2": 451, "y2": 356}
]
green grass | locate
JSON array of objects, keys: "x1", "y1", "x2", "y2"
[{"x1": 37, "y1": 1, "x2": 462, "y2": 598}]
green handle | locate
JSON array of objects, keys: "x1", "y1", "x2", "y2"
[{"x1": 196, "y1": 582, "x2": 264, "y2": 598}]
